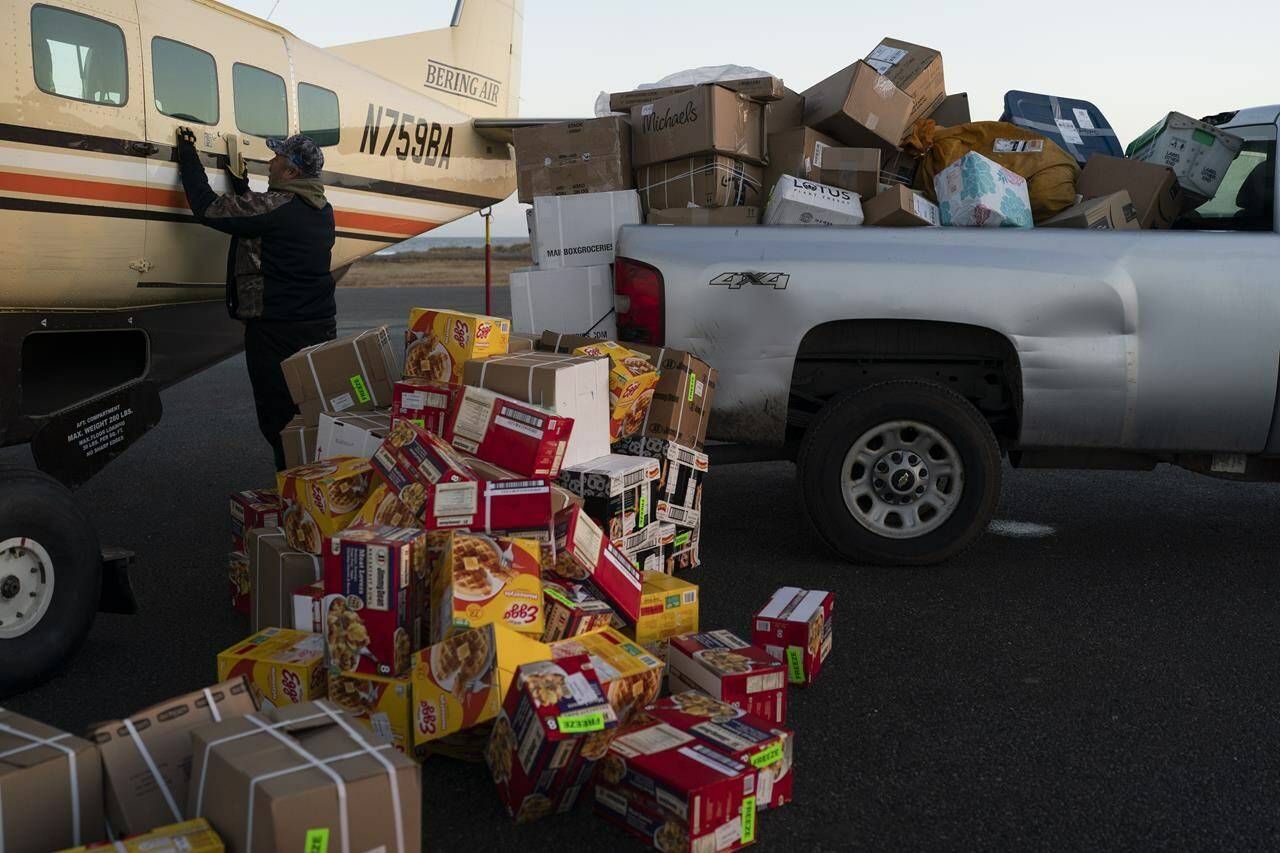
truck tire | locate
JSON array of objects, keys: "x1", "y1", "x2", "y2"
[
  {"x1": 0, "y1": 467, "x2": 101, "y2": 696},
  {"x1": 798, "y1": 379, "x2": 1002, "y2": 566}
]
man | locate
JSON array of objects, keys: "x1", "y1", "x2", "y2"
[{"x1": 175, "y1": 127, "x2": 336, "y2": 470}]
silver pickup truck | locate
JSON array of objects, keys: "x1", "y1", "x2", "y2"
[{"x1": 614, "y1": 106, "x2": 1279, "y2": 566}]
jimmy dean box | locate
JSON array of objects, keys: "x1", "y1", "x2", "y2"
[
  {"x1": 55, "y1": 818, "x2": 223, "y2": 852},
  {"x1": 281, "y1": 327, "x2": 399, "y2": 423},
  {"x1": 513, "y1": 115, "x2": 633, "y2": 204},
  {"x1": 405, "y1": 308, "x2": 510, "y2": 384},
  {"x1": 391, "y1": 378, "x2": 461, "y2": 436},
  {"x1": 280, "y1": 415, "x2": 317, "y2": 468},
  {"x1": 275, "y1": 457, "x2": 373, "y2": 554},
  {"x1": 216, "y1": 628, "x2": 327, "y2": 710},
  {"x1": 609, "y1": 75, "x2": 784, "y2": 112},
  {"x1": 549, "y1": 627, "x2": 665, "y2": 725},
  {"x1": 431, "y1": 532, "x2": 544, "y2": 641},
  {"x1": 628, "y1": 571, "x2": 699, "y2": 646},
  {"x1": 315, "y1": 409, "x2": 392, "y2": 460},
  {"x1": 291, "y1": 579, "x2": 324, "y2": 632},
  {"x1": 246, "y1": 527, "x2": 322, "y2": 633},
  {"x1": 370, "y1": 421, "x2": 480, "y2": 528},
  {"x1": 634, "y1": 155, "x2": 765, "y2": 212},
  {"x1": 552, "y1": 504, "x2": 643, "y2": 623},
  {"x1": 447, "y1": 385, "x2": 573, "y2": 479},
  {"x1": 323, "y1": 524, "x2": 430, "y2": 676},
  {"x1": 667, "y1": 631, "x2": 787, "y2": 724},
  {"x1": 630, "y1": 84, "x2": 767, "y2": 169},
  {"x1": 556, "y1": 453, "x2": 661, "y2": 543},
  {"x1": 802, "y1": 60, "x2": 912, "y2": 152},
  {"x1": 752, "y1": 587, "x2": 834, "y2": 687},
  {"x1": 541, "y1": 577, "x2": 620, "y2": 642},
  {"x1": 327, "y1": 669, "x2": 415, "y2": 757},
  {"x1": 864, "y1": 37, "x2": 946, "y2": 128},
  {"x1": 646, "y1": 692, "x2": 794, "y2": 811},
  {"x1": 486, "y1": 655, "x2": 619, "y2": 823}
]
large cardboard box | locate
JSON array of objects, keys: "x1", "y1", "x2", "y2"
[
  {"x1": 928, "y1": 92, "x2": 970, "y2": 127},
  {"x1": 281, "y1": 327, "x2": 398, "y2": 424},
  {"x1": 280, "y1": 415, "x2": 317, "y2": 469},
  {"x1": 863, "y1": 183, "x2": 941, "y2": 227},
  {"x1": 0, "y1": 709, "x2": 104, "y2": 852},
  {"x1": 57, "y1": 819, "x2": 223, "y2": 852},
  {"x1": 1078, "y1": 155, "x2": 1187, "y2": 230},
  {"x1": 315, "y1": 410, "x2": 391, "y2": 460},
  {"x1": 431, "y1": 531, "x2": 544, "y2": 641},
  {"x1": 634, "y1": 155, "x2": 765, "y2": 212},
  {"x1": 405, "y1": 308, "x2": 510, "y2": 384},
  {"x1": 752, "y1": 587, "x2": 835, "y2": 687},
  {"x1": 91, "y1": 679, "x2": 256, "y2": 835},
  {"x1": 620, "y1": 522, "x2": 674, "y2": 575},
  {"x1": 646, "y1": 206, "x2": 760, "y2": 226},
  {"x1": 609, "y1": 75, "x2": 783, "y2": 112},
  {"x1": 187, "y1": 702, "x2": 421, "y2": 853},
  {"x1": 510, "y1": 265, "x2": 616, "y2": 343},
  {"x1": 514, "y1": 116, "x2": 633, "y2": 204},
  {"x1": 765, "y1": 175, "x2": 866, "y2": 226},
  {"x1": 865, "y1": 37, "x2": 945, "y2": 128},
  {"x1": 540, "y1": 578, "x2": 619, "y2": 642},
  {"x1": 247, "y1": 527, "x2": 322, "y2": 633},
  {"x1": 816, "y1": 147, "x2": 881, "y2": 200},
  {"x1": 667, "y1": 630, "x2": 788, "y2": 724},
  {"x1": 935, "y1": 152, "x2": 1034, "y2": 228},
  {"x1": 327, "y1": 669, "x2": 415, "y2": 758},
  {"x1": 276, "y1": 457, "x2": 373, "y2": 553},
  {"x1": 802, "y1": 60, "x2": 913, "y2": 151},
  {"x1": 216, "y1": 628, "x2": 328, "y2": 710},
  {"x1": 763, "y1": 126, "x2": 840, "y2": 200},
  {"x1": 765, "y1": 87, "x2": 805, "y2": 134},
  {"x1": 667, "y1": 523, "x2": 701, "y2": 573},
  {"x1": 447, "y1": 385, "x2": 573, "y2": 479},
  {"x1": 630, "y1": 85, "x2": 766, "y2": 169},
  {"x1": 1041, "y1": 190, "x2": 1140, "y2": 230},
  {"x1": 557, "y1": 453, "x2": 661, "y2": 543},
  {"x1": 530, "y1": 190, "x2": 642, "y2": 269}
]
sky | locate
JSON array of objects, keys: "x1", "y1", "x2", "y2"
[{"x1": 225, "y1": 0, "x2": 1280, "y2": 237}]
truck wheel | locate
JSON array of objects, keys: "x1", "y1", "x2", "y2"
[
  {"x1": 0, "y1": 467, "x2": 101, "y2": 696},
  {"x1": 798, "y1": 379, "x2": 1002, "y2": 566}
]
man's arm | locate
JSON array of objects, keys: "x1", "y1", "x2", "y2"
[{"x1": 175, "y1": 128, "x2": 285, "y2": 237}]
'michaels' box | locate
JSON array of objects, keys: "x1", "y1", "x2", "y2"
[
  {"x1": 447, "y1": 385, "x2": 573, "y2": 479},
  {"x1": 551, "y1": 504, "x2": 643, "y2": 623},
  {"x1": 752, "y1": 587, "x2": 834, "y2": 686},
  {"x1": 666, "y1": 630, "x2": 788, "y2": 724}
]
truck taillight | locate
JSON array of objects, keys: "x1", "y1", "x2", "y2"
[{"x1": 615, "y1": 257, "x2": 664, "y2": 345}]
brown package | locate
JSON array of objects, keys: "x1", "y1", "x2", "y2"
[
  {"x1": 1078, "y1": 155, "x2": 1187, "y2": 230},
  {"x1": 508, "y1": 332, "x2": 539, "y2": 354},
  {"x1": 0, "y1": 709, "x2": 104, "y2": 852},
  {"x1": 630, "y1": 85, "x2": 766, "y2": 169},
  {"x1": 247, "y1": 527, "x2": 323, "y2": 632},
  {"x1": 646, "y1": 207, "x2": 760, "y2": 226},
  {"x1": 765, "y1": 87, "x2": 805, "y2": 134},
  {"x1": 514, "y1": 116, "x2": 632, "y2": 204},
  {"x1": 802, "y1": 60, "x2": 913, "y2": 151},
  {"x1": 816, "y1": 147, "x2": 881, "y2": 199},
  {"x1": 764, "y1": 126, "x2": 841, "y2": 200},
  {"x1": 865, "y1": 37, "x2": 946, "y2": 128},
  {"x1": 188, "y1": 700, "x2": 420, "y2": 853},
  {"x1": 862, "y1": 184, "x2": 941, "y2": 227},
  {"x1": 1041, "y1": 191, "x2": 1140, "y2": 230},
  {"x1": 634, "y1": 155, "x2": 764, "y2": 212},
  {"x1": 90, "y1": 678, "x2": 257, "y2": 835},
  {"x1": 280, "y1": 415, "x2": 317, "y2": 468},
  {"x1": 928, "y1": 92, "x2": 970, "y2": 127},
  {"x1": 281, "y1": 327, "x2": 399, "y2": 424},
  {"x1": 609, "y1": 75, "x2": 783, "y2": 112}
]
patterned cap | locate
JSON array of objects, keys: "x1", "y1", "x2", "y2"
[{"x1": 266, "y1": 134, "x2": 324, "y2": 177}]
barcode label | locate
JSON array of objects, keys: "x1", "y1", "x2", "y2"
[
  {"x1": 499, "y1": 405, "x2": 544, "y2": 431},
  {"x1": 683, "y1": 591, "x2": 697, "y2": 604}
]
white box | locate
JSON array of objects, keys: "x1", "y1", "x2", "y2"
[
  {"x1": 1127, "y1": 112, "x2": 1244, "y2": 199},
  {"x1": 763, "y1": 175, "x2": 865, "y2": 226},
  {"x1": 509, "y1": 265, "x2": 617, "y2": 341},
  {"x1": 314, "y1": 409, "x2": 391, "y2": 460},
  {"x1": 934, "y1": 152, "x2": 1033, "y2": 228},
  {"x1": 530, "y1": 190, "x2": 643, "y2": 269}
]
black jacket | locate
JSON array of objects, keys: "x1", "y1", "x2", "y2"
[{"x1": 176, "y1": 142, "x2": 336, "y2": 322}]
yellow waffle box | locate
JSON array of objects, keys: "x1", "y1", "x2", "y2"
[
  {"x1": 275, "y1": 457, "x2": 373, "y2": 554},
  {"x1": 405, "y1": 308, "x2": 510, "y2": 383},
  {"x1": 550, "y1": 627, "x2": 665, "y2": 725},
  {"x1": 327, "y1": 669, "x2": 415, "y2": 759},
  {"x1": 627, "y1": 571, "x2": 700, "y2": 646},
  {"x1": 215, "y1": 628, "x2": 327, "y2": 710},
  {"x1": 431, "y1": 532, "x2": 545, "y2": 642},
  {"x1": 55, "y1": 818, "x2": 224, "y2": 852},
  {"x1": 573, "y1": 342, "x2": 661, "y2": 439},
  {"x1": 410, "y1": 623, "x2": 550, "y2": 745},
  {"x1": 355, "y1": 482, "x2": 421, "y2": 529}
]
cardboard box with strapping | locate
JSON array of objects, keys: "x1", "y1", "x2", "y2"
[
  {"x1": 514, "y1": 116, "x2": 633, "y2": 204},
  {"x1": 0, "y1": 708, "x2": 104, "y2": 852},
  {"x1": 509, "y1": 265, "x2": 617, "y2": 342},
  {"x1": 802, "y1": 60, "x2": 913, "y2": 152},
  {"x1": 634, "y1": 155, "x2": 765, "y2": 212},
  {"x1": 246, "y1": 527, "x2": 322, "y2": 633},
  {"x1": 281, "y1": 327, "x2": 399, "y2": 425},
  {"x1": 530, "y1": 190, "x2": 641, "y2": 270},
  {"x1": 630, "y1": 85, "x2": 767, "y2": 169},
  {"x1": 280, "y1": 415, "x2": 317, "y2": 469},
  {"x1": 864, "y1": 38, "x2": 945, "y2": 129},
  {"x1": 609, "y1": 75, "x2": 784, "y2": 112}
]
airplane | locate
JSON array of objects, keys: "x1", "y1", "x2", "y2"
[{"x1": 0, "y1": 0, "x2": 545, "y2": 692}]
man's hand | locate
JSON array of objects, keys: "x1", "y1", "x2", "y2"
[{"x1": 175, "y1": 126, "x2": 196, "y2": 146}]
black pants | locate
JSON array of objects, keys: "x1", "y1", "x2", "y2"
[{"x1": 244, "y1": 317, "x2": 336, "y2": 471}]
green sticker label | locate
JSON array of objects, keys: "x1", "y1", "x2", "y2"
[
  {"x1": 638, "y1": 491, "x2": 648, "y2": 528},
  {"x1": 558, "y1": 712, "x2": 606, "y2": 733},
  {"x1": 674, "y1": 531, "x2": 691, "y2": 547},
  {"x1": 741, "y1": 796, "x2": 756, "y2": 843},
  {"x1": 349, "y1": 374, "x2": 371, "y2": 404},
  {"x1": 304, "y1": 828, "x2": 329, "y2": 853},
  {"x1": 543, "y1": 586, "x2": 574, "y2": 608},
  {"x1": 687, "y1": 373, "x2": 697, "y2": 403},
  {"x1": 750, "y1": 741, "x2": 783, "y2": 768},
  {"x1": 410, "y1": 418, "x2": 424, "y2": 428},
  {"x1": 1192, "y1": 128, "x2": 1216, "y2": 147},
  {"x1": 786, "y1": 646, "x2": 805, "y2": 684}
]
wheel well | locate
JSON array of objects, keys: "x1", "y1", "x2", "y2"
[{"x1": 787, "y1": 320, "x2": 1022, "y2": 448}]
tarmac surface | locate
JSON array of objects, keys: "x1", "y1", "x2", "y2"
[{"x1": 6, "y1": 285, "x2": 1280, "y2": 850}]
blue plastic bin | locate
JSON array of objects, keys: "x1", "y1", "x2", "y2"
[{"x1": 1000, "y1": 91, "x2": 1123, "y2": 166}]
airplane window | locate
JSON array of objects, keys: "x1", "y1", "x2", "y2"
[
  {"x1": 299, "y1": 83, "x2": 340, "y2": 148},
  {"x1": 152, "y1": 38, "x2": 218, "y2": 125},
  {"x1": 233, "y1": 63, "x2": 287, "y2": 139},
  {"x1": 31, "y1": 5, "x2": 127, "y2": 106}
]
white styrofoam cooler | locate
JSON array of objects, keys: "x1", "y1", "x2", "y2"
[
  {"x1": 509, "y1": 265, "x2": 618, "y2": 341},
  {"x1": 530, "y1": 190, "x2": 642, "y2": 269}
]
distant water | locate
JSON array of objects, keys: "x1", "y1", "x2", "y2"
[{"x1": 376, "y1": 236, "x2": 527, "y2": 255}]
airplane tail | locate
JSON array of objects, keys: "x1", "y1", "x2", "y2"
[{"x1": 326, "y1": 0, "x2": 523, "y2": 118}]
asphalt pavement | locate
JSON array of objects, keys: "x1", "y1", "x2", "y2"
[{"x1": 6, "y1": 285, "x2": 1280, "y2": 851}]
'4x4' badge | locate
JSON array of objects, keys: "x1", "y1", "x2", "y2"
[{"x1": 709, "y1": 272, "x2": 790, "y2": 290}]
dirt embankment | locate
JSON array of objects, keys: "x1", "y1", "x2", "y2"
[{"x1": 338, "y1": 244, "x2": 530, "y2": 287}]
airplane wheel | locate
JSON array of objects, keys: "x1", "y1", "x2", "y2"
[{"x1": 0, "y1": 467, "x2": 101, "y2": 696}]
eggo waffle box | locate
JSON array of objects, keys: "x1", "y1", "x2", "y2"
[
  {"x1": 216, "y1": 628, "x2": 327, "y2": 710},
  {"x1": 405, "y1": 308, "x2": 510, "y2": 383},
  {"x1": 572, "y1": 341, "x2": 661, "y2": 441},
  {"x1": 752, "y1": 587, "x2": 834, "y2": 687},
  {"x1": 370, "y1": 421, "x2": 480, "y2": 529},
  {"x1": 322, "y1": 524, "x2": 430, "y2": 677},
  {"x1": 431, "y1": 532, "x2": 545, "y2": 641},
  {"x1": 645, "y1": 691, "x2": 794, "y2": 811},
  {"x1": 628, "y1": 571, "x2": 699, "y2": 646},
  {"x1": 541, "y1": 577, "x2": 620, "y2": 642},
  {"x1": 56, "y1": 818, "x2": 224, "y2": 852},
  {"x1": 549, "y1": 627, "x2": 664, "y2": 725},
  {"x1": 486, "y1": 655, "x2": 619, "y2": 824},
  {"x1": 552, "y1": 504, "x2": 643, "y2": 623},
  {"x1": 390, "y1": 377, "x2": 461, "y2": 436},
  {"x1": 327, "y1": 669, "x2": 415, "y2": 758},
  {"x1": 667, "y1": 631, "x2": 788, "y2": 724},
  {"x1": 447, "y1": 385, "x2": 574, "y2": 479},
  {"x1": 275, "y1": 458, "x2": 373, "y2": 554}
]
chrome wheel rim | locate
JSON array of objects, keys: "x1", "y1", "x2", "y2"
[
  {"x1": 841, "y1": 420, "x2": 964, "y2": 540},
  {"x1": 0, "y1": 537, "x2": 55, "y2": 639}
]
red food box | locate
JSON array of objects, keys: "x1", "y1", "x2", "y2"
[
  {"x1": 370, "y1": 421, "x2": 482, "y2": 529},
  {"x1": 391, "y1": 378, "x2": 461, "y2": 436},
  {"x1": 229, "y1": 488, "x2": 281, "y2": 612},
  {"x1": 666, "y1": 631, "x2": 788, "y2": 724},
  {"x1": 486, "y1": 654, "x2": 619, "y2": 823},
  {"x1": 645, "y1": 691, "x2": 794, "y2": 811},
  {"x1": 465, "y1": 455, "x2": 558, "y2": 536},
  {"x1": 552, "y1": 504, "x2": 643, "y2": 623},
  {"x1": 541, "y1": 577, "x2": 620, "y2": 642},
  {"x1": 447, "y1": 385, "x2": 573, "y2": 479},
  {"x1": 322, "y1": 524, "x2": 430, "y2": 677},
  {"x1": 751, "y1": 587, "x2": 834, "y2": 687},
  {"x1": 594, "y1": 717, "x2": 758, "y2": 851}
]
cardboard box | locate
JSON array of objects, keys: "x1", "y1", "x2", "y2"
[
  {"x1": 187, "y1": 701, "x2": 420, "y2": 853},
  {"x1": 609, "y1": 75, "x2": 783, "y2": 112},
  {"x1": 646, "y1": 207, "x2": 760, "y2": 226},
  {"x1": 315, "y1": 409, "x2": 391, "y2": 460},
  {"x1": 509, "y1": 332, "x2": 539, "y2": 353},
  {"x1": 281, "y1": 327, "x2": 399, "y2": 423},
  {"x1": 630, "y1": 85, "x2": 766, "y2": 169},
  {"x1": 530, "y1": 190, "x2": 642, "y2": 269},
  {"x1": 863, "y1": 183, "x2": 941, "y2": 227},
  {"x1": 247, "y1": 527, "x2": 322, "y2": 633},
  {"x1": 229, "y1": 488, "x2": 280, "y2": 553},
  {"x1": 765, "y1": 174, "x2": 865, "y2": 226},
  {"x1": 552, "y1": 504, "x2": 643, "y2": 623},
  {"x1": 928, "y1": 92, "x2": 970, "y2": 127},
  {"x1": 390, "y1": 378, "x2": 461, "y2": 436},
  {"x1": 802, "y1": 60, "x2": 913, "y2": 151},
  {"x1": 666, "y1": 523, "x2": 701, "y2": 573},
  {"x1": 514, "y1": 116, "x2": 633, "y2": 204},
  {"x1": 557, "y1": 453, "x2": 661, "y2": 543},
  {"x1": 752, "y1": 587, "x2": 834, "y2": 687},
  {"x1": 90, "y1": 679, "x2": 256, "y2": 835},
  {"x1": 634, "y1": 155, "x2": 765, "y2": 212},
  {"x1": 548, "y1": 627, "x2": 665, "y2": 724},
  {"x1": 1127, "y1": 111, "x2": 1244, "y2": 199},
  {"x1": 405, "y1": 308, "x2": 510, "y2": 384},
  {"x1": 431, "y1": 532, "x2": 544, "y2": 641},
  {"x1": 216, "y1": 628, "x2": 328, "y2": 710},
  {"x1": 327, "y1": 669, "x2": 415, "y2": 757},
  {"x1": 764, "y1": 126, "x2": 840, "y2": 197},
  {"x1": 280, "y1": 415, "x2": 317, "y2": 469},
  {"x1": 486, "y1": 656, "x2": 619, "y2": 823},
  {"x1": 292, "y1": 579, "x2": 324, "y2": 632},
  {"x1": 935, "y1": 152, "x2": 1033, "y2": 228},
  {"x1": 510, "y1": 265, "x2": 618, "y2": 342},
  {"x1": 56, "y1": 818, "x2": 223, "y2": 852},
  {"x1": 354, "y1": 482, "x2": 420, "y2": 530},
  {"x1": 667, "y1": 630, "x2": 788, "y2": 724},
  {"x1": 227, "y1": 551, "x2": 250, "y2": 614},
  {"x1": 276, "y1": 457, "x2": 374, "y2": 553},
  {"x1": 540, "y1": 578, "x2": 620, "y2": 642},
  {"x1": 880, "y1": 147, "x2": 921, "y2": 189},
  {"x1": 572, "y1": 341, "x2": 662, "y2": 441},
  {"x1": 1041, "y1": 190, "x2": 1140, "y2": 230},
  {"x1": 816, "y1": 147, "x2": 881, "y2": 200},
  {"x1": 1078, "y1": 154, "x2": 1187, "y2": 230},
  {"x1": 864, "y1": 37, "x2": 945, "y2": 128},
  {"x1": 0, "y1": 709, "x2": 104, "y2": 852},
  {"x1": 370, "y1": 421, "x2": 480, "y2": 528},
  {"x1": 765, "y1": 87, "x2": 805, "y2": 134},
  {"x1": 627, "y1": 571, "x2": 699, "y2": 646},
  {"x1": 464, "y1": 352, "x2": 612, "y2": 468},
  {"x1": 621, "y1": 522, "x2": 674, "y2": 574},
  {"x1": 615, "y1": 437, "x2": 707, "y2": 529},
  {"x1": 447, "y1": 385, "x2": 573, "y2": 479}
]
